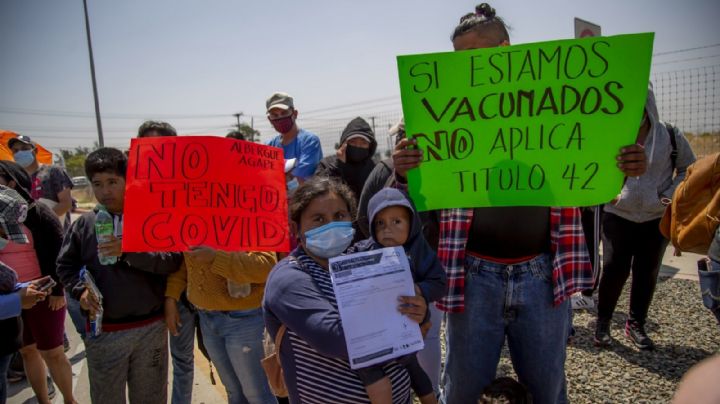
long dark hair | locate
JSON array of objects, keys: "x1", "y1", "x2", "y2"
[
  {"x1": 452, "y1": 3, "x2": 510, "y2": 45},
  {"x1": 289, "y1": 177, "x2": 357, "y2": 227}
]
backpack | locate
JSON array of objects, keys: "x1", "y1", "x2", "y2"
[{"x1": 660, "y1": 152, "x2": 720, "y2": 254}]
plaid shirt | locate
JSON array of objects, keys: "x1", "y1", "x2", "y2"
[{"x1": 436, "y1": 207, "x2": 593, "y2": 313}]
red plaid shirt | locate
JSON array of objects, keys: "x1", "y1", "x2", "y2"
[{"x1": 436, "y1": 207, "x2": 593, "y2": 313}]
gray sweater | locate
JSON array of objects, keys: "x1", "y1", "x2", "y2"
[{"x1": 604, "y1": 84, "x2": 696, "y2": 223}]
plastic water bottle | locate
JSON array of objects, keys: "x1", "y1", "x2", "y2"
[{"x1": 95, "y1": 205, "x2": 117, "y2": 265}]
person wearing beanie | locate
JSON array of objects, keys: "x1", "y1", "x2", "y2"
[{"x1": 316, "y1": 117, "x2": 378, "y2": 200}]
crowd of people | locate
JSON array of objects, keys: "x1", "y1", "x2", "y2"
[{"x1": 0, "y1": 3, "x2": 717, "y2": 404}]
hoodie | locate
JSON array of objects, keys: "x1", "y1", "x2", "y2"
[
  {"x1": 56, "y1": 208, "x2": 183, "y2": 324},
  {"x1": 604, "y1": 84, "x2": 696, "y2": 223},
  {"x1": 0, "y1": 160, "x2": 65, "y2": 296},
  {"x1": 349, "y1": 188, "x2": 446, "y2": 304},
  {"x1": 316, "y1": 117, "x2": 378, "y2": 199}
]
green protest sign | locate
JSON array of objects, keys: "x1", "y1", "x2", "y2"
[{"x1": 397, "y1": 33, "x2": 654, "y2": 211}]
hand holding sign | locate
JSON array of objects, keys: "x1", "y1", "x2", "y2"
[
  {"x1": 397, "y1": 33, "x2": 654, "y2": 210},
  {"x1": 392, "y1": 138, "x2": 423, "y2": 179}
]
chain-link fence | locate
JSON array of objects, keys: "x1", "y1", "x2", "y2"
[{"x1": 652, "y1": 65, "x2": 720, "y2": 158}]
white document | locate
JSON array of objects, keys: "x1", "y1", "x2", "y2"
[{"x1": 329, "y1": 246, "x2": 424, "y2": 370}]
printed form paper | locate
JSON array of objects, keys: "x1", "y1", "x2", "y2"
[{"x1": 329, "y1": 247, "x2": 425, "y2": 370}]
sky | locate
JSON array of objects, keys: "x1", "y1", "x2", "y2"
[{"x1": 1, "y1": 0, "x2": 719, "y2": 154}]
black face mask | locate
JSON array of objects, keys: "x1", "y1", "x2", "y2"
[{"x1": 345, "y1": 145, "x2": 370, "y2": 163}]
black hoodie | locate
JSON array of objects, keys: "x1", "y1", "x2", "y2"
[
  {"x1": 316, "y1": 117, "x2": 378, "y2": 199},
  {"x1": 56, "y1": 208, "x2": 182, "y2": 324}
]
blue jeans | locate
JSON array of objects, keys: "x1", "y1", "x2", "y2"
[
  {"x1": 198, "y1": 308, "x2": 276, "y2": 404},
  {"x1": 443, "y1": 254, "x2": 569, "y2": 404},
  {"x1": 170, "y1": 299, "x2": 197, "y2": 404},
  {"x1": 0, "y1": 353, "x2": 11, "y2": 404},
  {"x1": 66, "y1": 295, "x2": 86, "y2": 339},
  {"x1": 699, "y1": 258, "x2": 720, "y2": 324}
]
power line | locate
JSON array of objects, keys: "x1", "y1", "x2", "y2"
[
  {"x1": 653, "y1": 54, "x2": 720, "y2": 66},
  {"x1": 0, "y1": 107, "x2": 230, "y2": 119},
  {"x1": 301, "y1": 96, "x2": 400, "y2": 115},
  {"x1": 653, "y1": 43, "x2": 720, "y2": 57},
  {"x1": 6, "y1": 125, "x2": 230, "y2": 133}
]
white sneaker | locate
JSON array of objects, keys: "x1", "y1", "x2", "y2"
[{"x1": 571, "y1": 294, "x2": 595, "y2": 310}]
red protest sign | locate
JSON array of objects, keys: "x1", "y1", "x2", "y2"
[{"x1": 123, "y1": 136, "x2": 290, "y2": 253}]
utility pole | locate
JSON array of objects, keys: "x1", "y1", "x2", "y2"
[
  {"x1": 82, "y1": 0, "x2": 104, "y2": 147},
  {"x1": 233, "y1": 112, "x2": 243, "y2": 130},
  {"x1": 370, "y1": 116, "x2": 376, "y2": 134}
]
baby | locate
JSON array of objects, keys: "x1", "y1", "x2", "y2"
[{"x1": 350, "y1": 188, "x2": 446, "y2": 404}]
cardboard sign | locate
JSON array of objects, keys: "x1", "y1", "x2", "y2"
[
  {"x1": 397, "y1": 33, "x2": 654, "y2": 211},
  {"x1": 123, "y1": 136, "x2": 290, "y2": 252}
]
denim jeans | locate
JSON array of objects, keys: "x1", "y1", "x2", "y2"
[
  {"x1": 417, "y1": 303, "x2": 442, "y2": 393},
  {"x1": 443, "y1": 254, "x2": 569, "y2": 404},
  {"x1": 0, "y1": 353, "x2": 11, "y2": 404},
  {"x1": 699, "y1": 258, "x2": 720, "y2": 324},
  {"x1": 198, "y1": 308, "x2": 276, "y2": 404},
  {"x1": 170, "y1": 299, "x2": 197, "y2": 404}
]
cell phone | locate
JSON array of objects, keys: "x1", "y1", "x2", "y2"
[{"x1": 37, "y1": 277, "x2": 57, "y2": 293}]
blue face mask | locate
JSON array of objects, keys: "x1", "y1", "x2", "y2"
[
  {"x1": 0, "y1": 237, "x2": 8, "y2": 250},
  {"x1": 13, "y1": 150, "x2": 35, "y2": 168},
  {"x1": 304, "y1": 221, "x2": 355, "y2": 259}
]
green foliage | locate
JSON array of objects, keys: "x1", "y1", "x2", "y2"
[
  {"x1": 236, "y1": 123, "x2": 261, "y2": 142},
  {"x1": 60, "y1": 146, "x2": 92, "y2": 177}
]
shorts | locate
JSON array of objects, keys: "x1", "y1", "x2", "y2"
[{"x1": 22, "y1": 297, "x2": 66, "y2": 350}]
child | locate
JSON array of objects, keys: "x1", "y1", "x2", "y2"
[
  {"x1": 56, "y1": 148, "x2": 183, "y2": 404},
  {"x1": 349, "y1": 188, "x2": 446, "y2": 404}
]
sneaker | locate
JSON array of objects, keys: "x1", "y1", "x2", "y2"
[
  {"x1": 571, "y1": 293, "x2": 595, "y2": 310},
  {"x1": 594, "y1": 319, "x2": 612, "y2": 347},
  {"x1": 6, "y1": 368, "x2": 24, "y2": 383},
  {"x1": 625, "y1": 320, "x2": 655, "y2": 350},
  {"x1": 47, "y1": 376, "x2": 56, "y2": 400}
]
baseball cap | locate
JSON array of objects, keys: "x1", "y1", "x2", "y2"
[
  {"x1": 266, "y1": 92, "x2": 294, "y2": 113},
  {"x1": 7, "y1": 135, "x2": 35, "y2": 149},
  {"x1": 0, "y1": 186, "x2": 29, "y2": 244}
]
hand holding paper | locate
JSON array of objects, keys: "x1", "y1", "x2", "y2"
[{"x1": 329, "y1": 247, "x2": 424, "y2": 369}]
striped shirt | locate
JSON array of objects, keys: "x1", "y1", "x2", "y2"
[{"x1": 263, "y1": 250, "x2": 412, "y2": 403}]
